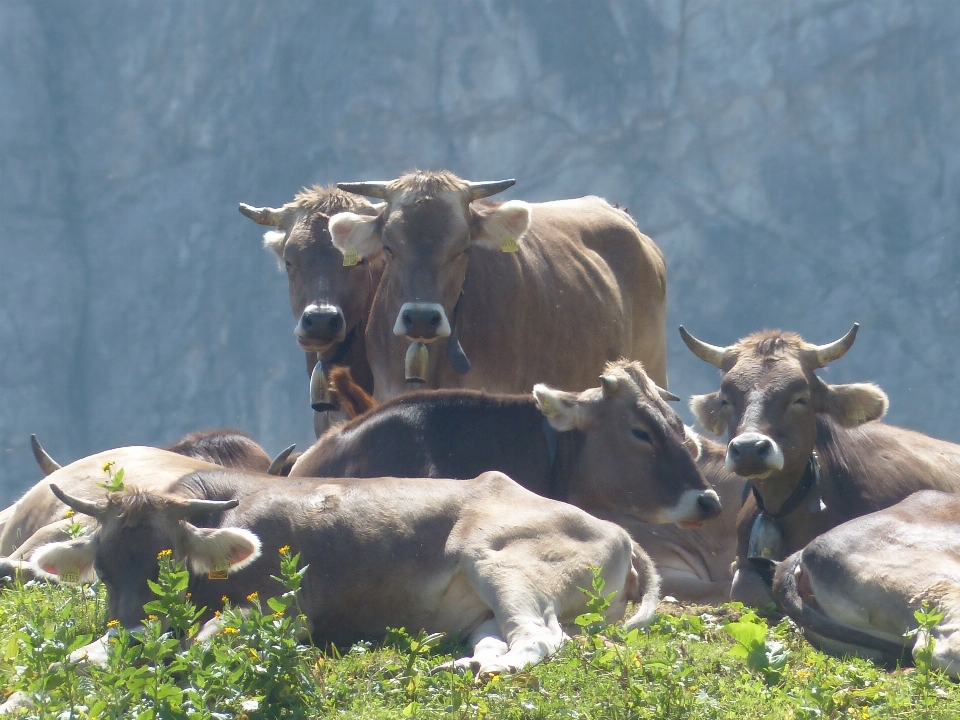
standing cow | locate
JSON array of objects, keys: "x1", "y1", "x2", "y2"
[
  {"x1": 326, "y1": 170, "x2": 668, "y2": 399},
  {"x1": 240, "y1": 186, "x2": 383, "y2": 435},
  {"x1": 680, "y1": 323, "x2": 960, "y2": 605}
]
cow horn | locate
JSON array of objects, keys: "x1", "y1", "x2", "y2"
[
  {"x1": 336, "y1": 181, "x2": 392, "y2": 200},
  {"x1": 679, "y1": 326, "x2": 728, "y2": 368},
  {"x1": 600, "y1": 374, "x2": 619, "y2": 396},
  {"x1": 30, "y1": 434, "x2": 61, "y2": 475},
  {"x1": 266, "y1": 444, "x2": 296, "y2": 476},
  {"x1": 49, "y1": 483, "x2": 107, "y2": 521},
  {"x1": 170, "y1": 497, "x2": 241, "y2": 521},
  {"x1": 811, "y1": 323, "x2": 859, "y2": 367},
  {"x1": 467, "y1": 179, "x2": 515, "y2": 201},
  {"x1": 238, "y1": 203, "x2": 283, "y2": 227},
  {"x1": 656, "y1": 386, "x2": 680, "y2": 402}
]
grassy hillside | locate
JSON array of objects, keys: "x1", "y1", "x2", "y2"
[{"x1": 0, "y1": 555, "x2": 956, "y2": 719}]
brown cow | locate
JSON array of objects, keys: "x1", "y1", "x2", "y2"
[
  {"x1": 240, "y1": 186, "x2": 383, "y2": 436},
  {"x1": 773, "y1": 490, "x2": 960, "y2": 675},
  {"x1": 327, "y1": 170, "x2": 668, "y2": 400},
  {"x1": 7, "y1": 451, "x2": 660, "y2": 676},
  {"x1": 681, "y1": 323, "x2": 960, "y2": 606},
  {"x1": 295, "y1": 362, "x2": 740, "y2": 603}
]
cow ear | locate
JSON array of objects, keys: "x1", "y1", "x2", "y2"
[
  {"x1": 180, "y1": 524, "x2": 262, "y2": 575},
  {"x1": 31, "y1": 537, "x2": 98, "y2": 584},
  {"x1": 533, "y1": 384, "x2": 586, "y2": 432},
  {"x1": 690, "y1": 393, "x2": 728, "y2": 437},
  {"x1": 328, "y1": 212, "x2": 382, "y2": 260},
  {"x1": 823, "y1": 382, "x2": 888, "y2": 427},
  {"x1": 263, "y1": 230, "x2": 288, "y2": 269},
  {"x1": 472, "y1": 200, "x2": 532, "y2": 252}
]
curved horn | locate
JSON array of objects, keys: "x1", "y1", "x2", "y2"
[
  {"x1": 336, "y1": 181, "x2": 392, "y2": 200},
  {"x1": 266, "y1": 444, "x2": 296, "y2": 476},
  {"x1": 679, "y1": 326, "x2": 728, "y2": 368},
  {"x1": 811, "y1": 323, "x2": 859, "y2": 367},
  {"x1": 599, "y1": 374, "x2": 619, "y2": 396},
  {"x1": 30, "y1": 434, "x2": 61, "y2": 476},
  {"x1": 467, "y1": 179, "x2": 515, "y2": 201},
  {"x1": 656, "y1": 386, "x2": 680, "y2": 402},
  {"x1": 238, "y1": 203, "x2": 283, "y2": 227},
  {"x1": 170, "y1": 497, "x2": 241, "y2": 521},
  {"x1": 49, "y1": 483, "x2": 107, "y2": 520}
]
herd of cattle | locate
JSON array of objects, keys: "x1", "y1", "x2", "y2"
[{"x1": 4, "y1": 170, "x2": 960, "y2": 681}]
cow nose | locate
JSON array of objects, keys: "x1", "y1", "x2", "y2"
[
  {"x1": 297, "y1": 304, "x2": 345, "y2": 344},
  {"x1": 696, "y1": 489, "x2": 722, "y2": 519},
  {"x1": 393, "y1": 302, "x2": 452, "y2": 340},
  {"x1": 726, "y1": 431, "x2": 785, "y2": 475},
  {"x1": 728, "y1": 434, "x2": 772, "y2": 462}
]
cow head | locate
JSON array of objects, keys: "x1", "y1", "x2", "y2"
[
  {"x1": 533, "y1": 360, "x2": 720, "y2": 526},
  {"x1": 240, "y1": 186, "x2": 384, "y2": 360},
  {"x1": 329, "y1": 171, "x2": 531, "y2": 345},
  {"x1": 681, "y1": 324, "x2": 888, "y2": 512},
  {"x1": 32, "y1": 485, "x2": 259, "y2": 630}
]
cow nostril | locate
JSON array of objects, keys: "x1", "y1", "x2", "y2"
[
  {"x1": 697, "y1": 492, "x2": 721, "y2": 516},
  {"x1": 728, "y1": 444, "x2": 741, "y2": 461},
  {"x1": 429, "y1": 314, "x2": 440, "y2": 328},
  {"x1": 328, "y1": 314, "x2": 343, "y2": 331},
  {"x1": 301, "y1": 315, "x2": 313, "y2": 329},
  {"x1": 402, "y1": 312, "x2": 413, "y2": 327},
  {"x1": 755, "y1": 438, "x2": 771, "y2": 456}
]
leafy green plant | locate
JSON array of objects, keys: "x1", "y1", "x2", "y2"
[{"x1": 723, "y1": 609, "x2": 789, "y2": 684}]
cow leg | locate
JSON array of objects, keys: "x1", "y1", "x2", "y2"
[
  {"x1": 442, "y1": 617, "x2": 509, "y2": 673},
  {"x1": 731, "y1": 563, "x2": 775, "y2": 607}
]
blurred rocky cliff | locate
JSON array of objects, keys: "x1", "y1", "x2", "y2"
[{"x1": 2, "y1": 1, "x2": 959, "y2": 502}]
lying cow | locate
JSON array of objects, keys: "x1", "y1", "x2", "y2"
[
  {"x1": 240, "y1": 186, "x2": 383, "y2": 436},
  {"x1": 292, "y1": 360, "x2": 734, "y2": 602},
  {"x1": 681, "y1": 323, "x2": 960, "y2": 606},
  {"x1": 30, "y1": 466, "x2": 659, "y2": 675},
  {"x1": 329, "y1": 170, "x2": 669, "y2": 398},
  {"x1": 773, "y1": 490, "x2": 960, "y2": 676}
]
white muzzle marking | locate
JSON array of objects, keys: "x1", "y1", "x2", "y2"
[
  {"x1": 393, "y1": 302, "x2": 452, "y2": 339},
  {"x1": 666, "y1": 488, "x2": 718, "y2": 523}
]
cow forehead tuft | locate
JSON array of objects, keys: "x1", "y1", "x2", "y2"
[
  {"x1": 387, "y1": 170, "x2": 471, "y2": 198},
  {"x1": 291, "y1": 185, "x2": 376, "y2": 217},
  {"x1": 732, "y1": 330, "x2": 806, "y2": 360}
]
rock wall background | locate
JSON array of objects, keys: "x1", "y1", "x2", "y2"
[{"x1": 2, "y1": 1, "x2": 959, "y2": 503}]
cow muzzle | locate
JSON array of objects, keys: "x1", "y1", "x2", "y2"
[
  {"x1": 394, "y1": 302, "x2": 451, "y2": 342},
  {"x1": 668, "y1": 488, "x2": 722, "y2": 528},
  {"x1": 726, "y1": 432, "x2": 784, "y2": 478},
  {"x1": 296, "y1": 303, "x2": 346, "y2": 351}
]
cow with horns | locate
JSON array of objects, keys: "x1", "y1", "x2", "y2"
[
  {"x1": 680, "y1": 323, "x2": 960, "y2": 606},
  {"x1": 239, "y1": 187, "x2": 383, "y2": 436},
  {"x1": 327, "y1": 170, "x2": 669, "y2": 399}
]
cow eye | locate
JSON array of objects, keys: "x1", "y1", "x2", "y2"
[
  {"x1": 718, "y1": 398, "x2": 730, "y2": 409},
  {"x1": 382, "y1": 245, "x2": 394, "y2": 256},
  {"x1": 793, "y1": 396, "x2": 807, "y2": 406},
  {"x1": 284, "y1": 260, "x2": 291, "y2": 270},
  {"x1": 631, "y1": 428, "x2": 651, "y2": 443}
]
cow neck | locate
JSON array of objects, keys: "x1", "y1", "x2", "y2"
[
  {"x1": 543, "y1": 424, "x2": 581, "y2": 502},
  {"x1": 751, "y1": 450, "x2": 821, "y2": 520}
]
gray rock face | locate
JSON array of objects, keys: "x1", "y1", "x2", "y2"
[{"x1": 2, "y1": 1, "x2": 959, "y2": 503}]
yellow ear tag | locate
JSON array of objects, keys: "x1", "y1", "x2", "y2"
[
  {"x1": 61, "y1": 569, "x2": 80, "y2": 584},
  {"x1": 342, "y1": 248, "x2": 359, "y2": 267},
  {"x1": 500, "y1": 235, "x2": 519, "y2": 253},
  {"x1": 847, "y1": 408, "x2": 867, "y2": 423},
  {"x1": 539, "y1": 396, "x2": 558, "y2": 417},
  {"x1": 208, "y1": 560, "x2": 230, "y2": 580}
]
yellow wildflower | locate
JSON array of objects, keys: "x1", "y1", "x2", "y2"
[
  {"x1": 106, "y1": 619, "x2": 120, "y2": 628},
  {"x1": 214, "y1": 610, "x2": 221, "y2": 618},
  {"x1": 101, "y1": 461, "x2": 115, "y2": 474},
  {"x1": 247, "y1": 591, "x2": 259, "y2": 602},
  {"x1": 222, "y1": 627, "x2": 239, "y2": 635},
  {"x1": 157, "y1": 548, "x2": 173, "y2": 559},
  {"x1": 279, "y1": 545, "x2": 291, "y2": 556},
  {"x1": 796, "y1": 670, "x2": 812, "y2": 679},
  {"x1": 147, "y1": 615, "x2": 158, "y2": 622},
  {"x1": 222, "y1": 595, "x2": 229, "y2": 603},
  {"x1": 273, "y1": 612, "x2": 284, "y2": 620},
  {"x1": 63, "y1": 509, "x2": 75, "y2": 518}
]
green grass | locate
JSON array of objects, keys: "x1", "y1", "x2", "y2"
[{"x1": 0, "y1": 557, "x2": 956, "y2": 719}]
